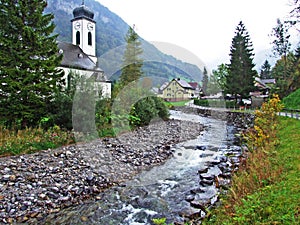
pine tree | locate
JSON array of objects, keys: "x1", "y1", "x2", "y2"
[
  {"x1": 225, "y1": 21, "x2": 257, "y2": 103},
  {"x1": 271, "y1": 19, "x2": 291, "y2": 59},
  {"x1": 119, "y1": 26, "x2": 143, "y2": 88},
  {"x1": 201, "y1": 67, "x2": 209, "y2": 95},
  {"x1": 0, "y1": 0, "x2": 64, "y2": 128},
  {"x1": 260, "y1": 60, "x2": 273, "y2": 79},
  {"x1": 289, "y1": 0, "x2": 300, "y2": 33}
]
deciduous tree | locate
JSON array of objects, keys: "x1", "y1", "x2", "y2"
[{"x1": 207, "y1": 64, "x2": 228, "y2": 95}]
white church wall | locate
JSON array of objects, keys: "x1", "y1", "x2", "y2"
[{"x1": 59, "y1": 67, "x2": 111, "y2": 99}]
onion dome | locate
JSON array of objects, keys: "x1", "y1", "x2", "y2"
[{"x1": 73, "y1": 3, "x2": 94, "y2": 21}]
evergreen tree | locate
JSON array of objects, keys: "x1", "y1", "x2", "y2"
[
  {"x1": 271, "y1": 19, "x2": 291, "y2": 59},
  {"x1": 289, "y1": 0, "x2": 300, "y2": 32},
  {"x1": 201, "y1": 67, "x2": 209, "y2": 95},
  {"x1": 119, "y1": 26, "x2": 143, "y2": 89},
  {"x1": 0, "y1": 0, "x2": 64, "y2": 128},
  {"x1": 225, "y1": 21, "x2": 256, "y2": 103},
  {"x1": 260, "y1": 60, "x2": 273, "y2": 79}
]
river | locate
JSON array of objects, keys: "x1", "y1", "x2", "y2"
[{"x1": 35, "y1": 110, "x2": 243, "y2": 225}]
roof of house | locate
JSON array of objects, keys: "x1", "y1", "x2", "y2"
[
  {"x1": 174, "y1": 78, "x2": 194, "y2": 89},
  {"x1": 159, "y1": 82, "x2": 169, "y2": 91},
  {"x1": 188, "y1": 82, "x2": 199, "y2": 90},
  {"x1": 159, "y1": 78, "x2": 195, "y2": 92},
  {"x1": 58, "y1": 42, "x2": 102, "y2": 72}
]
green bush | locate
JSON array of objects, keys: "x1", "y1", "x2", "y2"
[
  {"x1": 194, "y1": 99, "x2": 237, "y2": 108},
  {"x1": 130, "y1": 96, "x2": 170, "y2": 127},
  {"x1": 194, "y1": 99, "x2": 209, "y2": 107}
]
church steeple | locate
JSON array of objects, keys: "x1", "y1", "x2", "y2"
[{"x1": 71, "y1": 0, "x2": 97, "y2": 63}]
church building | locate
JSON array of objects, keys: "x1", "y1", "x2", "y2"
[{"x1": 58, "y1": 1, "x2": 111, "y2": 98}]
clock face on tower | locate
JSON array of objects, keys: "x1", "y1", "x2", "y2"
[
  {"x1": 74, "y1": 22, "x2": 81, "y2": 30},
  {"x1": 87, "y1": 22, "x2": 94, "y2": 31}
]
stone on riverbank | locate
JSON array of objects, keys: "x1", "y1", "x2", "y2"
[{"x1": 0, "y1": 119, "x2": 204, "y2": 223}]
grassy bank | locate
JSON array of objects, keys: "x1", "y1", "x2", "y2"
[
  {"x1": 0, "y1": 126, "x2": 74, "y2": 157},
  {"x1": 164, "y1": 100, "x2": 190, "y2": 108},
  {"x1": 282, "y1": 88, "x2": 300, "y2": 110},
  {"x1": 204, "y1": 116, "x2": 300, "y2": 224}
]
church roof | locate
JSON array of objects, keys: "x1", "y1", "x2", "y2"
[
  {"x1": 72, "y1": 3, "x2": 95, "y2": 22},
  {"x1": 58, "y1": 42, "x2": 101, "y2": 72}
]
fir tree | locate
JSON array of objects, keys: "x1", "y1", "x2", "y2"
[
  {"x1": 201, "y1": 67, "x2": 209, "y2": 95},
  {"x1": 271, "y1": 19, "x2": 291, "y2": 59},
  {"x1": 225, "y1": 21, "x2": 256, "y2": 103},
  {"x1": 0, "y1": 0, "x2": 64, "y2": 128},
  {"x1": 260, "y1": 60, "x2": 273, "y2": 79},
  {"x1": 119, "y1": 26, "x2": 143, "y2": 88}
]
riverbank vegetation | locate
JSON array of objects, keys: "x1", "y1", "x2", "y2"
[
  {"x1": 0, "y1": 25, "x2": 170, "y2": 157},
  {"x1": 203, "y1": 95, "x2": 300, "y2": 224}
]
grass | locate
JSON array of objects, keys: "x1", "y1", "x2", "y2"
[
  {"x1": 0, "y1": 125, "x2": 75, "y2": 157},
  {"x1": 204, "y1": 117, "x2": 300, "y2": 224},
  {"x1": 282, "y1": 88, "x2": 300, "y2": 110},
  {"x1": 164, "y1": 100, "x2": 190, "y2": 107}
]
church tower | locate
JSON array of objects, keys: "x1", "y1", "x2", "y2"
[{"x1": 71, "y1": 1, "x2": 97, "y2": 63}]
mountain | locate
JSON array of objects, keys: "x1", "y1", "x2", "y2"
[{"x1": 45, "y1": 0, "x2": 203, "y2": 86}]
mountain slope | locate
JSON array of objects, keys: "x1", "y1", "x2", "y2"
[{"x1": 46, "y1": 0, "x2": 203, "y2": 85}]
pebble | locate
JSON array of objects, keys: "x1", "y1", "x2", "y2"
[{"x1": 0, "y1": 119, "x2": 204, "y2": 223}]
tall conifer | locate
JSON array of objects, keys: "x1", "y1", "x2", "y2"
[
  {"x1": 260, "y1": 60, "x2": 273, "y2": 79},
  {"x1": 225, "y1": 21, "x2": 256, "y2": 103},
  {"x1": 0, "y1": 0, "x2": 64, "y2": 127},
  {"x1": 119, "y1": 26, "x2": 143, "y2": 88},
  {"x1": 201, "y1": 67, "x2": 209, "y2": 95}
]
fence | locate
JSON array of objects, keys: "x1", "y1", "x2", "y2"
[{"x1": 278, "y1": 108, "x2": 300, "y2": 120}]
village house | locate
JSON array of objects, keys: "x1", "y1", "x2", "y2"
[
  {"x1": 158, "y1": 78, "x2": 197, "y2": 101},
  {"x1": 58, "y1": 2, "x2": 111, "y2": 98},
  {"x1": 250, "y1": 77, "x2": 276, "y2": 107}
]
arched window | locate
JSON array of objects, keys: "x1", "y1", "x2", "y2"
[
  {"x1": 76, "y1": 31, "x2": 80, "y2": 45},
  {"x1": 88, "y1": 32, "x2": 92, "y2": 46}
]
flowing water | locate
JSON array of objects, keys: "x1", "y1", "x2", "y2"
[{"x1": 39, "y1": 111, "x2": 243, "y2": 224}]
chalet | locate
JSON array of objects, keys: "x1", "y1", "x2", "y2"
[
  {"x1": 158, "y1": 78, "x2": 196, "y2": 101},
  {"x1": 250, "y1": 77, "x2": 276, "y2": 107},
  {"x1": 188, "y1": 82, "x2": 201, "y2": 98},
  {"x1": 58, "y1": 1, "x2": 111, "y2": 98}
]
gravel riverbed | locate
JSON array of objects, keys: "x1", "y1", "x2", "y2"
[{"x1": 0, "y1": 119, "x2": 204, "y2": 224}]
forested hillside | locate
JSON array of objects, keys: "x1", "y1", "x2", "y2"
[{"x1": 45, "y1": 0, "x2": 203, "y2": 85}]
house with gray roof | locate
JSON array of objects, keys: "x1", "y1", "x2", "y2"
[{"x1": 158, "y1": 78, "x2": 196, "y2": 101}]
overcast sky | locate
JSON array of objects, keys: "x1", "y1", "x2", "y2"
[{"x1": 97, "y1": 0, "x2": 295, "y2": 71}]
